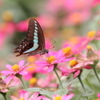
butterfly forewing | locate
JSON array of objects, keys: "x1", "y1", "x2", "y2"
[{"x1": 14, "y1": 18, "x2": 48, "y2": 56}]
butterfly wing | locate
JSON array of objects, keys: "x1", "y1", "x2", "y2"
[{"x1": 14, "y1": 18, "x2": 47, "y2": 56}]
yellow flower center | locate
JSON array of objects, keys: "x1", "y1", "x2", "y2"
[
  {"x1": 54, "y1": 96, "x2": 62, "y2": 100},
  {"x1": 87, "y1": 31, "x2": 96, "y2": 38},
  {"x1": 87, "y1": 45, "x2": 92, "y2": 49},
  {"x1": 27, "y1": 67, "x2": 36, "y2": 72},
  {"x1": 62, "y1": 47, "x2": 72, "y2": 56},
  {"x1": 69, "y1": 60, "x2": 78, "y2": 67},
  {"x1": 2, "y1": 10, "x2": 13, "y2": 21},
  {"x1": 27, "y1": 56, "x2": 36, "y2": 62},
  {"x1": 46, "y1": 56, "x2": 56, "y2": 64},
  {"x1": 12, "y1": 64, "x2": 20, "y2": 72},
  {"x1": 19, "y1": 98, "x2": 24, "y2": 100},
  {"x1": 29, "y1": 77, "x2": 37, "y2": 85}
]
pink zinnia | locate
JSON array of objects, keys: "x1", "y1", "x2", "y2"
[
  {"x1": 52, "y1": 93, "x2": 74, "y2": 100},
  {"x1": 1, "y1": 60, "x2": 28, "y2": 76},
  {"x1": 36, "y1": 51, "x2": 71, "y2": 72},
  {"x1": 0, "y1": 75, "x2": 20, "y2": 93},
  {"x1": 11, "y1": 91, "x2": 44, "y2": 100}
]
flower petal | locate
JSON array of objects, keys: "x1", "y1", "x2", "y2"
[
  {"x1": 29, "y1": 92, "x2": 39, "y2": 99},
  {"x1": 20, "y1": 91, "x2": 29, "y2": 100},
  {"x1": 65, "y1": 93, "x2": 74, "y2": 100},
  {"x1": 74, "y1": 70, "x2": 80, "y2": 78},
  {"x1": 19, "y1": 71, "x2": 28, "y2": 75},
  {"x1": 1, "y1": 70, "x2": 13, "y2": 75},
  {"x1": 11, "y1": 96, "x2": 18, "y2": 100},
  {"x1": 19, "y1": 60, "x2": 25, "y2": 67},
  {"x1": 36, "y1": 61, "x2": 48, "y2": 66},
  {"x1": 6, "y1": 64, "x2": 12, "y2": 70},
  {"x1": 48, "y1": 65, "x2": 54, "y2": 72}
]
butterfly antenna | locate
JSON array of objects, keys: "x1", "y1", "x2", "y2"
[{"x1": 48, "y1": 41, "x2": 56, "y2": 50}]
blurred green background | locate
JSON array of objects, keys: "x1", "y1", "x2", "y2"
[{"x1": 0, "y1": 0, "x2": 100, "y2": 99}]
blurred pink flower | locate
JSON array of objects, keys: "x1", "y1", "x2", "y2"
[
  {"x1": 0, "y1": 22, "x2": 15, "y2": 36},
  {"x1": 37, "y1": 15, "x2": 56, "y2": 29},
  {"x1": 0, "y1": 0, "x2": 3, "y2": 5},
  {"x1": 59, "y1": 66, "x2": 76, "y2": 76},
  {"x1": 16, "y1": 19, "x2": 28, "y2": 32},
  {"x1": 45, "y1": 39, "x2": 53, "y2": 50},
  {"x1": 45, "y1": 0, "x2": 66, "y2": 13},
  {"x1": 0, "y1": 22, "x2": 16, "y2": 49},
  {"x1": 97, "y1": 93, "x2": 100, "y2": 97},
  {"x1": 37, "y1": 74, "x2": 58, "y2": 88},
  {"x1": 0, "y1": 75, "x2": 20, "y2": 93},
  {"x1": 60, "y1": 51, "x2": 95, "y2": 78},
  {"x1": 86, "y1": 30, "x2": 100, "y2": 42},
  {"x1": 11, "y1": 91, "x2": 43, "y2": 100},
  {"x1": 36, "y1": 51, "x2": 71, "y2": 72},
  {"x1": 1, "y1": 60, "x2": 28, "y2": 76},
  {"x1": 52, "y1": 93, "x2": 74, "y2": 100},
  {"x1": 0, "y1": 31, "x2": 6, "y2": 49},
  {"x1": 62, "y1": 36, "x2": 89, "y2": 57},
  {"x1": 64, "y1": 0, "x2": 92, "y2": 11},
  {"x1": 92, "y1": 0, "x2": 100, "y2": 7},
  {"x1": 63, "y1": 10, "x2": 91, "y2": 25}
]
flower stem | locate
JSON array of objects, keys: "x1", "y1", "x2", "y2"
[
  {"x1": 1, "y1": 93, "x2": 7, "y2": 100},
  {"x1": 20, "y1": 76, "x2": 27, "y2": 91},
  {"x1": 54, "y1": 65, "x2": 64, "y2": 89},
  {"x1": 17, "y1": 74, "x2": 27, "y2": 91},
  {"x1": 92, "y1": 60, "x2": 100, "y2": 83},
  {"x1": 78, "y1": 75, "x2": 89, "y2": 100},
  {"x1": 92, "y1": 66, "x2": 100, "y2": 83},
  {"x1": 78, "y1": 75, "x2": 86, "y2": 93}
]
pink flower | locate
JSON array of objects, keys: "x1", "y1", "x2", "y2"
[
  {"x1": 16, "y1": 19, "x2": 28, "y2": 32},
  {"x1": 92, "y1": 0, "x2": 100, "y2": 7},
  {"x1": 1, "y1": 60, "x2": 29, "y2": 76},
  {"x1": 52, "y1": 93, "x2": 74, "y2": 100},
  {"x1": 45, "y1": 0, "x2": 66, "y2": 14},
  {"x1": 97, "y1": 93, "x2": 100, "y2": 98},
  {"x1": 63, "y1": 10, "x2": 91, "y2": 25},
  {"x1": 37, "y1": 15, "x2": 56, "y2": 29},
  {"x1": 64, "y1": 0, "x2": 92, "y2": 11},
  {"x1": 36, "y1": 51, "x2": 71, "y2": 72},
  {"x1": 86, "y1": 30, "x2": 100, "y2": 42},
  {"x1": 0, "y1": 75, "x2": 20, "y2": 93},
  {"x1": 37, "y1": 74, "x2": 58, "y2": 88},
  {"x1": 60, "y1": 52, "x2": 95, "y2": 78},
  {"x1": 62, "y1": 36, "x2": 90, "y2": 57},
  {"x1": 45, "y1": 39, "x2": 53, "y2": 50},
  {"x1": 11, "y1": 91, "x2": 43, "y2": 100},
  {"x1": 60, "y1": 67, "x2": 75, "y2": 76}
]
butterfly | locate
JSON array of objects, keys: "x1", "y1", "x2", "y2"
[{"x1": 14, "y1": 18, "x2": 48, "y2": 56}]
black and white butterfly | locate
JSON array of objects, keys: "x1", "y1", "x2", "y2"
[{"x1": 14, "y1": 18, "x2": 48, "y2": 56}]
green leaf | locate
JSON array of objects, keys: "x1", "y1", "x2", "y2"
[
  {"x1": 81, "y1": 90, "x2": 94, "y2": 97},
  {"x1": 27, "y1": 87, "x2": 53, "y2": 98},
  {"x1": 54, "y1": 88, "x2": 68, "y2": 96}
]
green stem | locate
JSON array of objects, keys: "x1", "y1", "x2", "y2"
[
  {"x1": 16, "y1": 74, "x2": 27, "y2": 91},
  {"x1": 92, "y1": 66, "x2": 100, "y2": 83},
  {"x1": 92, "y1": 60, "x2": 100, "y2": 83},
  {"x1": 78, "y1": 75, "x2": 86, "y2": 93},
  {"x1": 1, "y1": 93, "x2": 7, "y2": 100},
  {"x1": 78, "y1": 75, "x2": 89, "y2": 100},
  {"x1": 20, "y1": 76, "x2": 27, "y2": 91},
  {"x1": 54, "y1": 65, "x2": 64, "y2": 89}
]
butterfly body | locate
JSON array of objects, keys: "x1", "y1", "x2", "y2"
[{"x1": 14, "y1": 18, "x2": 48, "y2": 56}]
